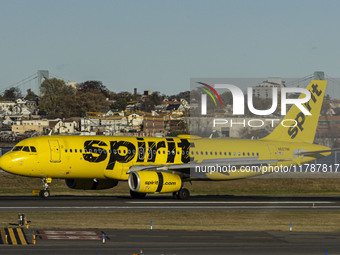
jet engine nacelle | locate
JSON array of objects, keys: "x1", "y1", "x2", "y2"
[
  {"x1": 65, "y1": 179, "x2": 118, "y2": 190},
  {"x1": 128, "y1": 171, "x2": 182, "y2": 193}
]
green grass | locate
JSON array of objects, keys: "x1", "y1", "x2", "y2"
[
  {"x1": 2, "y1": 173, "x2": 340, "y2": 196},
  {"x1": 1, "y1": 211, "x2": 340, "y2": 232},
  {"x1": 2, "y1": 174, "x2": 340, "y2": 232}
]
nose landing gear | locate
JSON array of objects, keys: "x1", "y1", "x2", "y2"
[{"x1": 39, "y1": 178, "x2": 52, "y2": 198}]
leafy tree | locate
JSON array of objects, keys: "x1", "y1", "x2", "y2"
[
  {"x1": 76, "y1": 81, "x2": 110, "y2": 115},
  {"x1": 25, "y1": 89, "x2": 37, "y2": 101},
  {"x1": 78, "y1": 80, "x2": 110, "y2": 98},
  {"x1": 39, "y1": 78, "x2": 75, "y2": 118},
  {"x1": 3, "y1": 87, "x2": 22, "y2": 101},
  {"x1": 149, "y1": 91, "x2": 163, "y2": 106}
]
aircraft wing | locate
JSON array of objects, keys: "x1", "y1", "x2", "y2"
[
  {"x1": 127, "y1": 157, "x2": 279, "y2": 178},
  {"x1": 297, "y1": 148, "x2": 340, "y2": 156}
]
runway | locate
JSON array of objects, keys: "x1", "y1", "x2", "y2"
[
  {"x1": 1, "y1": 195, "x2": 340, "y2": 211},
  {"x1": 1, "y1": 229, "x2": 340, "y2": 254}
]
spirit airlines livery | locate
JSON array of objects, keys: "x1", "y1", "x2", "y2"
[{"x1": 0, "y1": 80, "x2": 333, "y2": 199}]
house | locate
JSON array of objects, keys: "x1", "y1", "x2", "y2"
[
  {"x1": 54, "y1": 120, "x2": 79, "y2": 134},
  {"x1": 12, "y1": 119, "x2": 57, "y2": 134}
]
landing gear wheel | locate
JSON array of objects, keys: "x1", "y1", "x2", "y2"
[
  {"x1": 130, "y1": 190, "x2": 147, "y2": 199},
  {"x1": 39, "y1": 178, "x2": 51, "y2": 199},
  {"x1": 177, "y1": 188, "x2": 190, "y2": 200},
  {"x1": 39, "y1": 189, "x2": 50, "y2": 198}
]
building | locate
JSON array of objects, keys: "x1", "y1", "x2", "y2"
[
  {"x1": 12, "y1": 119, "x2": 55, "y2": 134},
  {"x1": 54, "y1": 120, "x2": 79, "y2": 134},
  {"x1": 317, "y1": 116, "x2": 340, "y2": 138},
  {"x1": 252, "y1": 78, "x2": 286, "y2": 99}
]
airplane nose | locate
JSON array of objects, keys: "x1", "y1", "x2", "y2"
[{"x1": 0, "y1": 154, "x2": 13, "y2": 172}]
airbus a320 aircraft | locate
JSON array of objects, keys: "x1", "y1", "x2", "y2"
[{"x1": 0, "y1": 80, "x2": 333, "y2": 199}]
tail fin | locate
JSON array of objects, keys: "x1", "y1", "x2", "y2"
[{"x1": 262, "y1": 80, "x2": 327, "y2": 143}]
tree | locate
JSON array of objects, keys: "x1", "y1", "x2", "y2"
[
  {"x1": 3, "y1": 87, "x2": 22, "y2": 101},
  {"x1": 78, "y1": 80, "x2": 110, "y2": 98},
  {"x1": 39, "y1": 78, "x2": 76, "y2": 118},
  {"x1": 25, "y1": 89, "x2": 37, "y2": 101}
]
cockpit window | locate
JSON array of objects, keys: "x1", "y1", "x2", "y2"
[
  {"x1": 22, "y1": 146, "x2": 30, "y2": 152},
  {"x1": 30, "y1": 146, "x2": 37, "y2": 152},
  {"x1": 12, "y1": 146, "x2": 23, "y2": 151}
]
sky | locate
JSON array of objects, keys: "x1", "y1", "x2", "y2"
[{"x1": 0, "y1": 0, "x2": 340, "y2": 95}]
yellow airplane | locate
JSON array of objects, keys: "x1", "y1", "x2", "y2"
[{"x1": 0, "y1": 80, "x2": 333, "y2": 199}]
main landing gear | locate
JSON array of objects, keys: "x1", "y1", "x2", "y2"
[
  {"x1": 173, "y1": 188, "x2": 190, "y2": 200},
  {"x1": 39, "y1": 178, "x2": 51, "y2": 198},
  {"x1": 130, "y1": 190, "x2": 147, "y2": 199}
]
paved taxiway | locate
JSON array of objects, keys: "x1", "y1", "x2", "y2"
[
  {"x1": 1, "y1": 195, "x2": 340, "y2": 211},
  {"x1": 1, "y1": 229, "x2": 340, "y2": 254}
]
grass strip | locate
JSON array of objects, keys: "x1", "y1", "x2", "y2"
[{"x1": 1, "y1": 211, "x2": 340, "y2": 232}]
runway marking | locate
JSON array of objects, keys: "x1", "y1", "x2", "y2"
[
  {"x1": 182, "y1": 235, "x2": 221, "y2": 239},
  {"x1": 128, "y1": 201, "x2": 335, "y2": 204},
  {"x1": 7, "y1": 228, "x2": 17, "y2": 245},
  {"x1": 37, "y1": 230, "x2": 103, "y2": 240},
  {"x1": 1, "y1": 205, "x2": 340, "y2": 210},
  {"x1": 17, "y1": 228, "x2": 27, "y2": 245},
  {"x1": 129, "y1": 235, "x2": 169, "y2": 238},
  {"x1": 0, "y1": 228, "x2": 6, "y2": 244},
  {"x1": 38, "y1": 230, "x2": 101, "y2": 236}
]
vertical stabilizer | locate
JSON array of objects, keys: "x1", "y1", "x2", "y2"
[{"x1": 262, "y1": 80, "x2": 327, "y2": 143}]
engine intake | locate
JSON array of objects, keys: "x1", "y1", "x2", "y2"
[
  {"x1": 128, "y1": 171, "x2": 182, "y2": 193},
  {"x1": 65, "y1": 179, "x2": 118, "y2": 190}
]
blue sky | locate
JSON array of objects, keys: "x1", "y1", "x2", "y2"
[{"x1": 0, "y1": 0, "x2": 339, "y2": 95}]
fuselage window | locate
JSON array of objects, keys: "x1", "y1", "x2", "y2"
[
  {"x1": 191, "y1": 151, "x2": 194, "y2": 155},
  {"x1": 256, "y1": 152, "x2": 259, "y2": 156},
  {"x1": 201, "y1": 151, "x2": 203, "y2": 155},
  {"x1": 65, "y1": 149, "x2": 68, "y2": 153},
  {"x1": 210, "y1": 152, "x2": 213, "y2": 155},
  {"x1": 70, "y1": 149, "x2": 73, "y2": 153},
  {"x1": 163, "y1": 151, "x2": 165, "y2": 154},
  {"x1": 75, "y1": 149, "x2": 77, "y2": 153},
  {"x1": 118, "y1": 150, "x2": 121, "y2": 154},
  {"x1": 12, "y1": 146, "x2": 23, "y2": 151},
  {"x1": 252, "y1": 152, "x2": 254, "y2": 156},
  {"x1": 80, "y1": 149, "x2": 83, "y2": 153},
  {"x1": 229, "y1": 152, "x2": 231, "y2": 156},
  {"x1": 30, "y1": 146, "x2": 37, "y2": 152},
  {"x1": 158, "y1": 150, "x2": 161, "y2": 154},
  {"x1": 23, "y1": 146, "x2": 30, "y2": 152},
  {"x1": 243, "y1": 152, "x2": 245, "y2": 156},
  {"x1": 233, "y1": 152, "x2": 236, "y2": 156},
  {"x1": 219, "y1": 152, "x2": 222, "y2": 155},
  {"x1": 247, "y1": 152, "x2": 250, "y2": 156},
  {"x1": 205, "y1": 151, "x2": 208, "y2": 155},
  {"x1": 196, "y1": 151, "x2": 199, "y2": 155},
  {"x1": 238, "y1": 152, "x2": 241, "y2": 156}
]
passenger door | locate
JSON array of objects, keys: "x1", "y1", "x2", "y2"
[{"x1": 48, "y1": 139, "x2": 61, "y2": 163}]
